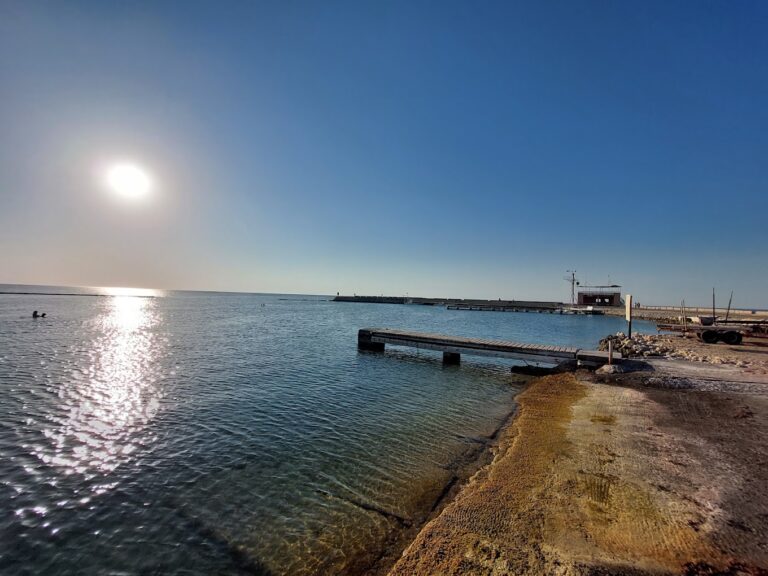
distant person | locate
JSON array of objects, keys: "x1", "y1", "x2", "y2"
[{"x1": 32, "y1": 310, "x2": 46, "y2": 318}]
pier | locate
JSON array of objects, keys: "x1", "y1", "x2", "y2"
[
  {"x1": 358, "y1": 328, "x2": 618, "y2": 367},
  {"x1": 334, "y1": 295, "x2": 562, "y2": 311},
  {"x1": 334, "y1": 295, "x2": 608, "y2": 315}
]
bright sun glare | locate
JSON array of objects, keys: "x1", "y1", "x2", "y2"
[{"x1": 106, "y1": 163, "x2": 152, "y2": 200}]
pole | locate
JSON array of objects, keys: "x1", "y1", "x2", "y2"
[
  {"x1": 571, "y1": 271, "x2": 575, "y2": 306},
  {"x1": 625, "y1": 294, "x2": 633, "y2": 339},
  {"x1": 725, "y1": 291, "x2": 733, "y2": 323},
  {"x1": 564, "y1": 270, "x2": 578, "y2": 306},
  {"x1": 712, "y1": 287, "x2": 716, "y2": 326},
  {"x1": 608, "y1": 340, "x2": 613, "y2": 365},
  {"x1": 681, "y1": 299, "x2": 687, "y2": 333}
]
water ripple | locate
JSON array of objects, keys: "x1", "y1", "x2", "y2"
[{"x1": 0, "y1": 290, "x2": 656, "y2": 575}]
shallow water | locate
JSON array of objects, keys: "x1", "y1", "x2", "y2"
[{"x1": 0, "y1": 286, "x2": 655, "y2": 574}]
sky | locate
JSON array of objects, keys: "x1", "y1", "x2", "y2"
[{"x1": 1, "y1": 1, "x2": 767, "y2": 307}]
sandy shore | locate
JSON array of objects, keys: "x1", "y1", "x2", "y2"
[{"x1": 387, "y1": 339, "x2": 768, "y2": 575}]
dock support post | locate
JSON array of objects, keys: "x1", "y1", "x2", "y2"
[
  {"x1": 358, "y1": 329, "x2": 385, "y2": 351},
  {"x1": 443, "y1": 352, "x2": 461, "y2": 365}
]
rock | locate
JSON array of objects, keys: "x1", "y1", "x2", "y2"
[
  {"x1": 599, "y1": 333, "x2": 668, "y2": 359},
  {"x1": 734, "y1": 406, "x2": 754, "y2": 419},
  {"x1": 596, "y1": 364, "x2": 625, "y2": 374}
]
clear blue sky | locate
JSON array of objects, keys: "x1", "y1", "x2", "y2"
[{"x1": 1, "y1": 1, "x2": 766, "y2": 306}]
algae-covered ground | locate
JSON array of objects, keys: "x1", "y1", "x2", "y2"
[{"x1": 388, "y1": 367, "x2": 768, "y2": 575}]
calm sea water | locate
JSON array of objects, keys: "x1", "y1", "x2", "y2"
[{"x1": 0, "y1": 285, "x2": 655, "y2": 575}]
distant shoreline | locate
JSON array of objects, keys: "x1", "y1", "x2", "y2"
[
  {"x1": 1, "y1": 291, "x2": 102, "y2": 296},
  {"x1": 2, "y1": 286, "x2": 765, "y2": 313},
  {"x1": 334, "y1": 294, "x2": 768, "y2": 321},
  {"x1": 0, "y1": 291, "x2": 155, "y2": 298}
]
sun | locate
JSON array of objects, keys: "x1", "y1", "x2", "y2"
[{"x1": 106, "y1": 163, "x2": 152, "y2": 200}]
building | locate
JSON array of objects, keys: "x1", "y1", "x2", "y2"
[{"x1": 577, "y1": 285, "x2": 622, "y2": 307}]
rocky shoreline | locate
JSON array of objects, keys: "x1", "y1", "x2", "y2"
[{"x1": 599, "y1": 332, "x2": 767, "y2": 370}]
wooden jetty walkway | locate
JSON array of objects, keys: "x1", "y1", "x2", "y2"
[{"x1": 358, "y1": 328, "x2": 618, "y2": 367}]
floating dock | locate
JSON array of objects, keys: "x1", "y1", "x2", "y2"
[{"x1": 358, "y1": 328, "x2": 618, "y2": 367}]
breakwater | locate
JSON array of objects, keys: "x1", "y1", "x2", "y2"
[
  {"x1": 335, "y1": 296, "x2": 768, "y2": 322},
  {"x1": 333, "y1": 295, "x2": 562, "y2": 311}
]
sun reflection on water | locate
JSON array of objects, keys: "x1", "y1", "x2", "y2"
[
  {"x1": 98, "y1": 286, "x2": 163, "y2": 298},
  {"x1": 36, "y1": 295, "x2": 164, "y2": 478}
]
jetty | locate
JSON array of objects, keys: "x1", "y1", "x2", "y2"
[
  {"x1": 446, "y1": 304, "x2": 604, "y2": 315},
  {"x1": 335, "y1": 295, "x2": 562, "y2": 311},
  {"x1": 334, "y1": 296, "x2": 606, "y2": 315},
  {"x1": 358, "y1": 328, "x2": 618, "y2": 367}
]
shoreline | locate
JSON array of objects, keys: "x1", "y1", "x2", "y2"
[
  {"x1": 385, "y1": 339, "x2": 768, "y2": 575},
  {"x1": 363, "y1": 377, "x2": 531, "y2": 575}
]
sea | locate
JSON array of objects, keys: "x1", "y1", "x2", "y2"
[{"x1": 0, "y1": 285, "x2": 656, "y2": 575}]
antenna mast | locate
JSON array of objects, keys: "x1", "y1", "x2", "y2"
[{"x1": 564, "y1": 270, "x2": 578, "y2": 305}]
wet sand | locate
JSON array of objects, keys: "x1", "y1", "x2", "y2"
[{"x1": 388, "y1": 363, "x2": 768, "y2": 575}]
